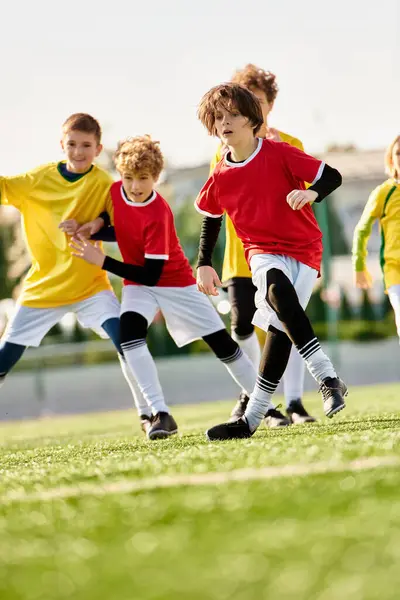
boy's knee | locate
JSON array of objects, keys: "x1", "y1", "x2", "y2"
[
  {"x1": 203, "y1": 328, "x2": 239, "y2": 361},
  {"x1": 232, "y1": 321, "x2": 254, "y2": 339},
  {"x1": 120, "y1": 312, "x2": 148, "y2": 344},
  {"x1": 266, "y1": 269, "x2": 299, "y2": 317}
]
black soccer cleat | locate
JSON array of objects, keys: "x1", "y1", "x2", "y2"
[
  {"x1": 147, "y1": 412, "x2": 178, "y2": 440},
  {"x1": 319, "y1": 377, "x2": 348, "y2": 418},
  {"x1": 228, "y1": 392, "x2": 249, "y2": 422},
  {"x1": 206, "y1": 417, "x2": 254, "y2": 441},
  {"x1": 140, "y1": 414, "x2": 153, "y2": 436},
  {"x1": 286, "y1": 399, "x2": 317, "y2": 424},
  {"x1": 264, "y1": 406, "x2": 291, "y2": 428}
]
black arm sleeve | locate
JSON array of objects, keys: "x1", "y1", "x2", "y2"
[
  {"x1": 102, "y1": 256, "x2": 165, "y2": 286},
  {"x1": 309, "y1": 164, "x2": 342, "y2": 203},
  {"x1": 98, "y1": 212, "x2": 111, "y2": 227},
  {"x1": 91, "y1": 226, "x2": 117, "y2": 242},
  {"x1": 196, "y1": 216, "x2": 223, "y2": 268}
]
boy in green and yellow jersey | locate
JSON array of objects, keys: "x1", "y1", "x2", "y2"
[
  {"x1": 209, "y1": 64, "x2": 315, "y2": 426},
  {"x1": 353, "y1": 134, "x2": 400, "y2": 340},
  {"x1": 0, "y1": 113, "x2": 150, "y2": 423}
]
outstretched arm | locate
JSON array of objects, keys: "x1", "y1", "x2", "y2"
[{"x1": 69, "y1": 237, "x2": 165, "y2": 286}]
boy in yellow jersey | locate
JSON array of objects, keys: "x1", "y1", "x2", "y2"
[
  {"x1": 209, "y1": 64, "x2": 316, "y2": 426},
  {"x1": 0, "y1": 113, "x2": 149, "y2": 424},
  {"x1": 353, "y1": 135, "x2": 400, "y2": 341}
]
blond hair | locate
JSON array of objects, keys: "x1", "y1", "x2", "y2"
[
  {"x1": 114, "y1": 135, "x2": 164, "y2": 179},
  {"x1": 385, "y1": 135, "x2": 400, "y2": 178}
]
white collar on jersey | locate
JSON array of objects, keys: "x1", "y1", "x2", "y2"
[
  {"x1": 120, "y1": 187, "x2": 157, "y2": 207},
  {"x1": 224, "y1": 137, "x2": 263, "y2": 168}
]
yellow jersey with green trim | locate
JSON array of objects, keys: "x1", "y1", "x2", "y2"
[
  {"x1": 0, "y1": 162, "x2": 114, "y2": 308},
  {"x1": 352, "y1": 178, "x2": 400, "y2": 289},
  {"x1": 209, "y1": 131, "x2": 305, "y2": 283}
]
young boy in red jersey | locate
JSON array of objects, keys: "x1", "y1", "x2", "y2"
[
  {"x1": 210, "y1": 63, "x2": 315, "y2": 426},
  {"x1": 195, "y1": 83, "x2": 347, "y2": 441},
  {"x1": 70, "y1": 135, "x2": 257, "y2": 440}
]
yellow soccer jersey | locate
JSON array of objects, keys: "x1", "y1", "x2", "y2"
[
  {"x1": 209, "y1": 131, "x2": 305, "y2": 283},
  {"x1": 352, "y1": 179, "x2": 400, "y2": 290},
  {"x1": 0, "y1": 163, "x2": 114, "y2": 308}
]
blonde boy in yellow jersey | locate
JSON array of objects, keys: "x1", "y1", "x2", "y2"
[
  {"x1": 353, "y1": 135, "x2": 400, "y2": 342},
  {"x1": 0, "y1": 113, "x2": 150, "y2": 423},
  {"x1": 210, "y1": 64, "x2": 316, "y2": 426}
]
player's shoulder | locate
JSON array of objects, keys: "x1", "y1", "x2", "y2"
[
  {"x1": 371, "y1": 178, "x2": 396, "y2": 197},
  {"x1": 91, "y1": 164, "x2": 114, "y2": 185},
  {"x1": 155, "y1": 191, "x2": 172, "y2": 212},
  {"x1": 27, "y1": 162, "x2": 59, "y2": 178},
  {"x1": 277, "y1": 130, "x2": 304, "y2": 151},
  {"x1": 110, "y1": 180, "x2": 122, "y2": 193}
]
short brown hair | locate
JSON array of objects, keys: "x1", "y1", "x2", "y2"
[
  {"x1": 62, "y1": 113, "x2": 102, "y2": 144},
  {"x1": 231, "y1": 64, "x2": 279, "y2": 105},
  {"x1": 197, "y1": 83, "x2": 264, "y2": 137},
  {"x1": 385, "y1": 135, "x2": 400, "y2": 178},
  {"x1": 114, "y1": 135, "x2": 164, "y2": 179}
]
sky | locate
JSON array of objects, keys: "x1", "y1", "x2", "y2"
[{"x1": 0, "y1": 0, "x2": 398, "y2": 174}]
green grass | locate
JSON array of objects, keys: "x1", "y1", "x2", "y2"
[{"x1": 1, "y1": 384, "x2": 400, "y2": 600}]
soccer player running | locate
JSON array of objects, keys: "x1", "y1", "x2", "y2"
[
  {"x1": 353, "y1": 135, "x2": 400, "y2": 342},
  {"x1": 70, "y1": 135, "x2": 257, "y2": 440},
  {"x1": 195, "y1": 83, "x2": 347, "y2": 441},
  {"x1": 210, "y1": 64, "x2": 315, "y2": 426},
  {"x1": 0, "y1": 113, "x2": 148, "y2": 421}
]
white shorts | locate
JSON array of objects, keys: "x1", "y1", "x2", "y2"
[
  {"x1": 2, "y1": 290, "x2": 120, "y2": 347},
  {"x1": 121, "y1": 284, "x2": 224, "y2": 347},
  {"x1": 250, "y1": 254, "x2": 318, "y2": 334}
]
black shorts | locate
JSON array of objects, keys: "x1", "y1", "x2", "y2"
[{"x1": 226, "y1": 277, "x2": 257, "y2": 337}]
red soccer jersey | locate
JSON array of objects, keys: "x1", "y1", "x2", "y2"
[
  {"x1": 195, "y1": 138, "x2": 325, "y2": 271},
  {"x1": 111, "y1": 182, "x2": 195, "y2": 287}
]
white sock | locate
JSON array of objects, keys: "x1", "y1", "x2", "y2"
[
  {"x1": 118, "y1": 354, "x2": 151, "y2": 417},
  {"x1": 231, "y1": 330, "x2": 261, "y2": 396},
  {"x1": 231, "y1": 330, "x2": 261, "y2": 394},
  {"x1": 121, "y1": 340, "x2": 170, "y2": 415},
  {"x1": 220, "y1": 347, "x2": 257, "y2": 396},
  {"x1": 244, "y1": 374, "x2": 277, "y2": 432},
  {"x1": 298, "y1": 338, "x2": 337, "y2": 383},
  {"x1": 283, "y1": 347, "x2": 305, "y2": 407}
]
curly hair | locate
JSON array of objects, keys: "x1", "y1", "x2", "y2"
[
  {"x1": 385, "y1": 135, "x2": 400, "y2": 178},
  {"x1": 62, "y1": 113, "x2": 102, "y2": 144},
  {"x1": 231, "y1": 64, "x2": 279, "y2": 105},
  {"x1": 197, "y1": 83, "x2": 264, "y2": 137},
  {"x1": 114, "y1": 135, "x2": 164, "y2": 179}
]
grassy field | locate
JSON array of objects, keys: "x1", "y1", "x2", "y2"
[{"x1": 1, "y1": 383, "x2": 400, "y2": 600}]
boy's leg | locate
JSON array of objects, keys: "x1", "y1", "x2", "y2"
[
  {"x1": 120, "y1": 310, "x2": 177, "y2": 439},
  {"x1": 227, "y1": 278, "x2": 260, "y2": 418},
  {"x1": 101, "y1": 317, "x2": 151, "y2": 419},
  {"x1": 387, "y1": 285, "x2": 400, "y2": 341},
  {"x1": 155, "y1": 284, "x2": 258, "y2": 394},
  {"x1": 228, "y1": 278, "x2": 261, "y2": 367},
  {"x1": 206, "y1": 257, "x2": 346, "y2": 441},
  {"x1": 257, "y1": 266, "x2": 346, "y2": 418},
  {"x1": 283, "y1": 348, "x2": 316, "y2": 423},
  {"x1": 74, "y1": 290, "x2": 152, "y2": 420},
  {"x1": 202, "y1": 328, "x2": 257, "y2": 397},
  {"x1": 0, "y1": 342, "x2": 27, "y2": 388},
  {"x1": 206, "y1": 324, "x2": 292, "y2": 440},
  {"x1": 0, "y1": 303, "x2": 65, "y2": 388}
]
